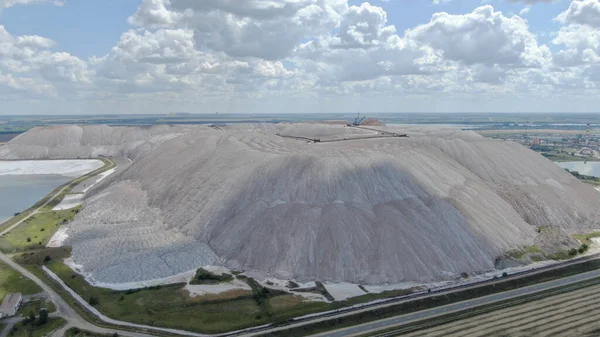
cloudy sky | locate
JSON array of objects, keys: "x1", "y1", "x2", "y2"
[{"x1": 0, "y1": 0, "x2": 599, "y2": 114}]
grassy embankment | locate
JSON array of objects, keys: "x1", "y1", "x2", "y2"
[
  {"x1": 0, "y1": 261, "x2": 41, "y2": 303},
  {"x1": 25, "y1": 259, "x2": 414, "y2": 334},
  {"x1": 8, "y1": 317, "x2": 66, "y2": 337},
  {"x1": 0, "y1": 207, "x2": 81, "y2": 253},
  {"x1": 573, "y1": 232, "x2": 600, "y2": 246}
]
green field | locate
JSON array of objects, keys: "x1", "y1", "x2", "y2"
[
  {"x1": 0, "y1": 262, "x2": 41, "y2": 303},
  {"x1": 40, "y1": 258, "x2": 439, "y2": 334},
  {"x1": 8, "y1": 317, "x2": 66, "y2": 337},
  {"x1": 573, "y1": 232, "x2": 600, "y2": 246},
  {"x1": 0, "y1": 207, "x2": 80, "y2": 253},
  {"x1": 44, "y1": 261, "x2": 332, "y2": 334}
]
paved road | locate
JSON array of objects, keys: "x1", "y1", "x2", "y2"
[
  {"x1": 0, "y1": 317, "x2": 23, "y2": 337},
  {"x1": 315, "y1": 268, "x2": 600, "y2": 337}
]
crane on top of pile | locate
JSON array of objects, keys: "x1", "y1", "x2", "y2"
[{"x1": 348, "y1": 113, "x2": 366, "y2": 127}]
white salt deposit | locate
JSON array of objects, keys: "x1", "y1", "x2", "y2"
[
  {"x1": 324, "y1": 283, "x2": 367, "y2": 301},
  {"x1": 2, "y1": 124, "x2": 599, "y2": 286},
  {"x1": 185, "y1": 279, "x2": 252, "y2": 297},
  {"x1": 81, "y1": 168, "x2": 116, "y2": 193},
  {"x1": 47, "y1": 227, "x2": 69, "y2": 248},
  {"x1": 52, "y1": 194, "x2": 84, "y2": 211},
  {"x1": 0, "y1": 159, "x2": 103, "y2": 177}
]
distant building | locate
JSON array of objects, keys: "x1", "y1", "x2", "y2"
[
  {"x1": 0, "y1": 293, "x2": 22, "y2": 318},
  {"x1": 580, "y1": 147, "x2": 594, "y2": 156},
  {"x1": 531, "y1": 137, "x2": 541, "y2": 146}
]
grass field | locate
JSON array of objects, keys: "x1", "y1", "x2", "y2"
[
  {"x1": 0, "y1": 207, "x2": 80, "y2": 253},
  {"x1": 43, "y1": 261, "x2": 332, "y2": 334},
  {"x1": 0, "y1": 262, "x2": 41, "y2": 303},
  {"x1": 573, "y1": 232, "x2": 600, "y2": 246},
  {"x1": 8, "y1": 317, "x2": 66, "y2": 337}
]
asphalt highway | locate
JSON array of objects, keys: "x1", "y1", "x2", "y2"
[{"x1": 316, "y1": 268, "x2": 600, "y2": 337}]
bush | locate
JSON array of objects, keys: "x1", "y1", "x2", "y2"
[
  {"x1": 569, "y1": 248, "x2": 578, "y2": 256},
  {"x1": 189, "y1": 268, "x2": 234, "y2": 285},
  {"x1": 88, "y1": 296, "x2": 99, "y2": 306},
  {"x1": 26, "y1": 237, "x2": 31, "y2": 242},
  {"x1": 40, "y1": 228, "x2": 45, "y2": 232},
  {"x1": 37, "y1": 308, "x2": 48, "y2": 325},
  {"x1": 43, "y1": 255, "x2": 51, "y2": 263},
  {"x1": 502, "y1": 272, "x2": 508, "y2": 277}
]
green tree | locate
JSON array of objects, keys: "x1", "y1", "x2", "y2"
[
  {"x1": 88, "y1": 296, "x2": 99, "y2": 306},
  {"x1": 37, "y1": 308, "x2": 48, "y2": 325}
]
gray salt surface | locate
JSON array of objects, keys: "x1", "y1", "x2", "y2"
[{"x1": 1, "y1": 124, "x2": 599, "y2": 284}]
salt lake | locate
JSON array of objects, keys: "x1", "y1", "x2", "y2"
[{"x1": 0, "y1": 160, "x2": 103, "y2": 223}]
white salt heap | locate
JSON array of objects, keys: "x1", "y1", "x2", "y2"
[{"x1": 2, "y1": 123, "x2": 598, "y2": 285}]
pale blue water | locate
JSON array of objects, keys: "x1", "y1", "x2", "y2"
[
  {"x1": 0, "y1": 174, "x2": 72, "y2": 223},
  {"x1": 556, "y1": 161, "x2": 600, "y2": 178}
]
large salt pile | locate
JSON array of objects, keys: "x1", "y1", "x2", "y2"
[{"x1": 2, "y1": 123, "x2": 598, "y2": 285}]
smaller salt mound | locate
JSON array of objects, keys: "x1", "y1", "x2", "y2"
[{"x1": 0, "y1": 125, "x2": 186, "y2": 160}]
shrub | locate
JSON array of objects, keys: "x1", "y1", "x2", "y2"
[
  {"x1": 26, "y1": 237, "x2": 31, "y2": 242},
  {"x1": 37, "y1": 308, "x2": 48, "y2": 325},
  {"x1": 189, "y1": 268, "x2": 234, "y2": 285},
  {"x1": 502, "y1": 272, "x2": 508, "y2": 277},
  {"x1": 286, "y1": 280, "x2": 299, "y2": 288},
  {"x1": 88, "y1": 296, "x2": 99, "y2": 306}
]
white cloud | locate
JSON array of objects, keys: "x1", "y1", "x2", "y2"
[
  {"x1": 0, "y1": 25, "x2": 92, "y2": 100},
  {"x1": 2, "y1": 0, "x2": 600, "y2": 113},
  {"x1": 406, "y1": 6, "x2": 551, "y2": 68},
  {"x1": 556, "y1": 0, "x2": 600, "y2": 27},
  {"x1": 519, "y1": 7, "x2": 531, "y2": 15},
  {"x1": 1, "y1": 0, "x2": 64, "y2": 8}
]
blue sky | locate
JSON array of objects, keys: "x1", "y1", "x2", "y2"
[{"x1": 0, "y1": 0, "x2": 599, "y2": 114}]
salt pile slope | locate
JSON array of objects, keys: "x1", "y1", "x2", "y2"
[
  {"x1": 0, "y1": 124, "x2": 186, "y2": 160},
  {"x1": 1, "y1": 124, "x2": 598, "y2": 285}
]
